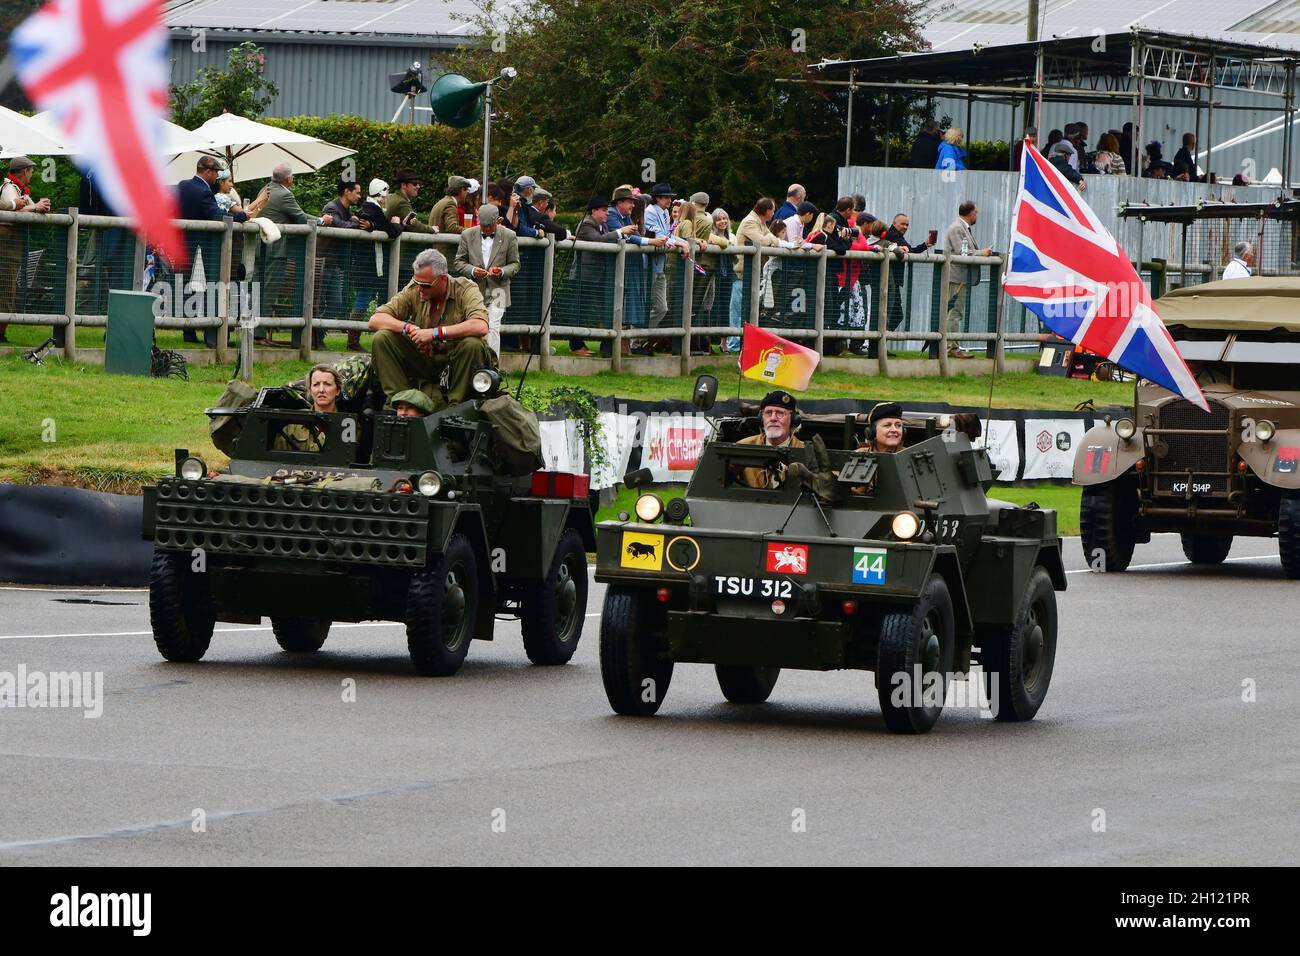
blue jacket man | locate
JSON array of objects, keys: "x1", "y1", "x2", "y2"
[{"x1": 175, "y1": 157, "x2": 245, "y2": 343}]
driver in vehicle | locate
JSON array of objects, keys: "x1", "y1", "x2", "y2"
[
  {"x1": 735, "y1": 390, "x2": 805, "y2": 489},
  {"x1": 859, "y1": 402, "x2": 906, "y2": 453},
  {"x1": 273, "y1": 364, "x2": 341, "y2": 452}
]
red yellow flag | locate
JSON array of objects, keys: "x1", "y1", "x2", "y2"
[{"x1": 739, "y1": 324, "x2": 820, "y2": 391}]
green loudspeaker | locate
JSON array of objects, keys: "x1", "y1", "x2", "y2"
[{"x1": 429, "y1": 73, "x2": 489, "y2": 129}]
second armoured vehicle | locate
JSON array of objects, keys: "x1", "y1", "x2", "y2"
[
  {"x1": 143, "y1": 368, "x2": 595, "y2": 676},
  {"x1": 595, "y1": 376, "x2": 1067, "y2": 734},
  {"x1": 1074, "y1": 278, "x2": 1300, "y2": 576}
]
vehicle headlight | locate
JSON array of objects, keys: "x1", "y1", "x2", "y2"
[
  {"x1": 417, "y1": 471, "x2": 443, "y2": 497},
  {"x1": 471, "y1": 368, "x2": 500, "y2": 396},
  {"x1": 179, "y1": 456, "x2": 206, "y2": 481},
  {"x1": 1115, "y1": 418, "x2": 1136, "y2": 441},
  {"x1": 1256, "y1": 419, "x2": 1276, "y2": 443},
  {"x1": 892, "y1": 511, "x2": 920, "y2": 540},
  {"x1": 634, "y1": 493, "x2": 663, "y2": 523},
  {"x1": 664, "y1": 496, "x2": 690, "y2": 524}
]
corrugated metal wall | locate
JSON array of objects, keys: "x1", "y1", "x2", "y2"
[
  {"x1": 168, "y1": 38, "x2": 452, "y2": 121},
  {"x1": 931, "y1": 86, "x2": 1297, "y2": 183}
]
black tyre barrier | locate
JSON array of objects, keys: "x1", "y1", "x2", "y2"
[{"x1": 0, "y1": 484, "x2": 153, "y2": 586}]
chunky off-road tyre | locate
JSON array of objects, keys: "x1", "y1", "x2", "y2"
[
  {"x1": 271, "y1": 617, "x2": 331, "y2": 652},
  {"x1": 521, "y1": 529, "x2": 588, "y2": 665},
  {"x1": 1080, "y1": 480, "x2": 1138, "y2": 572},
  {"x1": 600, "y1": 587, "x2": 672, "y2": 716},
  {"x1": 149, "y1": 548, "x2": 216, "y2": 663},
  {"x1": 876, "y1": 574, "x2": 956, "y2": 734},
  {"x1": 1180, "y1": 533, "x2": 1233, "y2": 566},
  {"x1": 406, "y1": 534, "x2": 480, "y2": 676},
  {"x1": 1281, "y1": 493, "x2": 1300, "y2": 579},
  {"x1": 980, "y1": 566, "x2": 1058, "y2": 722},
  {"x1": 715, "y1": 665, "x2": 780, "y2": 704}
]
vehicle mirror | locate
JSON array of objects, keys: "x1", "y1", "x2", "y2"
[{"x1": 692, "y1": 374, "x2": 718, "y2": 412}]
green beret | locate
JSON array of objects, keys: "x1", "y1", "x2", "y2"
[{"x1": 390, "y1": 389, "x2": 435, "y2": 415}]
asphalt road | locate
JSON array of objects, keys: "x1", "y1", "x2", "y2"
[{"x1": 0, "y1": 533, "x2": 1295, "y2": 866}]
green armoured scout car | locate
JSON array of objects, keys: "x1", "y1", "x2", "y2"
[
  {"x1": 594, "y1": 376, "x2": 1067, "y2": 734},
  {"x1": 1075, "y1": 278, "x2": 1300, "y2": 576},
  {"x1": 142, "y1": 367, "x2": 595, "y2": 676}
]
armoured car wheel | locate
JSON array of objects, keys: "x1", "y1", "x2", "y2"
[
  {"x1": 600, "y1": 587, "x2": 672, "y2": 716},
  {"x1": 876, "y1": 574, "x2": 956, "y2": 734},
  {"x1": 980, "y1": 566, "x2": 1057, "y2": 722},
  {"x1": 715, "y1": 665, "x2": 780, "y2": 704},
  {"x1": 406, "y1": 534, "x2": 480, "y2": 677},
  {"x1": 271, "y1": 617, "x2": 331, "y2": 653},
  {"x1": 1180, "y1": 533, "x2": 1233, "y2": 565},
  {"x1": 149, "y1": 548, "x2": 216, "y2": 663},
  {"x1": 1281, "y1": 493, "x2": 1300, "y2": 579},
  {"x1": 521, "y1": 529, "x2": 588, "y2": 665},
  {"x1": 1079, "y1": 481, "x2": 1137, "y2": 572}
]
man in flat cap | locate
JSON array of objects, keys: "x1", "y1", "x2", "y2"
[
  {"x1": 427, "y1": 175, "x2": 473, "y2": 234},
  {"x1": 384, "y1": 168, "x2": 435, "y2": 234},
  {"x1": 452, "y1": 202, "x2": 519, "y2": 357},
  {"x1": 734, "y1": 390, "x2": 806, "y2": 489},
  {"x1": 0, "y1": 157, "x2": 51, "y2": 343}
]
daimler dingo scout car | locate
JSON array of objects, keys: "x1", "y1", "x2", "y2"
[
  {"x1": 595, "y1": 376, "x2": 1067, "y2": 734},
  {"x1": 1075, "y1": 279, "x2": 1300, "y2": 576},
  {"x1": 143, "y1": 369, "x2": 595, "y2": 676}
]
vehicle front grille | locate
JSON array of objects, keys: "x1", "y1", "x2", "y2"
[
  {"x1": 148, "y1": 479, "x2": 430, "y2": 566},
  {"x1": 1153, "y1": 399, "x2": 1230, "y2": 495}
]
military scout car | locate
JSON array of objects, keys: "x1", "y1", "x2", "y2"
[
  {"x1": 595, "y1": 376, "x2": 1067, "y2": 734},
  {"x1": 1075, "y1": 278, "x2": 1300, "y2": 576},
  {"x1": 143, "y1": 369, "x2": 595, "y2": 676}
]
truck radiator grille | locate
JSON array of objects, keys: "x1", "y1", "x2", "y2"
[
  {"x1": 150, "y1": 479, "x2": 430, "y2": 566},
  {"x1": 1154, "y1": 399, "x2": 1230, "y2": 495}
]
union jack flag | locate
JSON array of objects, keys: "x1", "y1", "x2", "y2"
[
  {"x1": 1004, "y1": 141, "x2": 1206, "y2": 410},
  {"x1": 12, "y1": 0, "x2": 186, "y2": 266}
]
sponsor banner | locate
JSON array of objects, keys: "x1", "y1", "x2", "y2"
[
  {"x1": 973, "y1": 418, "x2": 1022, "y2": 482},
  {"x1": 1023, "y1": 418, "x2": 1088, "y2": 480},
  {"x1": 641, "y1": 413, "x2": 714, "y2": 483},
  {"x1": 538, "y1": 419, "x2": 583, "y2": 474},
  {"x1": 589, "y1": 412, "x2": 639, "y2": 490}
]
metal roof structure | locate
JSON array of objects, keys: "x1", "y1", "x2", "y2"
[
  {"x1": 917, "y1": 0, "x2": 1300, "y2": 52},
  {"x1": 163, "y1": 0, "x2": 486, "y2": 45}
]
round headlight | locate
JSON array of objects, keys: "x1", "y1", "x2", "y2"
[
  {"x1": 179, "y1": 456, "x2": 206, "y2": 481},
  {"x1": 634, "y1": 493, "x2": 663, "y2": 523},
  {"x1": 417, "y1": 471, "x2": 443, "y2": 497},
  {"x1": 471, "y1": 369, "x2": 500, "y2": 396},
  {"x1": 1115, "y1": 418, "x2": 1136, "y2": 441},
  {"x1": 1256, "y1": 419, "x2": 1276, "y2": 443},
  {"x1": 892, "y1": 511, "x2": 921, "y2": 540}
]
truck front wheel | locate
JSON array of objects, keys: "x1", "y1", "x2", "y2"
[
  {"x1": 876, "y1": 574, "x2": 956, "y2": 734},
  {"x1": 149, "y1": 548, "x2": 216, "y2": 663},
  {"x1": 1080, "y1": 480, "x2": 1137, "y2": 572},
  {"x1": 600, "y1": 587, "x2": 672, "y2": 716},
  {"x1": 521, "y1": 529, "x2": 589, "y2": 665},
  {"x1": 406, "y1": 534, "x2": 480, "y2": 676},
  {"x1": 271, "y1": 617, "x2": 331, "y2": 652}
]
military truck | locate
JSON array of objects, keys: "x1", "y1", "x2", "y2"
[
  {"x1": 143, "y1": 369, "x2": 595, "y2": 676},
  {"x1": 594, "y1": 376, "x2": 1067, "y2": 734},
  {"x1": 1075, "y1": 278, "x2": 1300, "y2": 576}
]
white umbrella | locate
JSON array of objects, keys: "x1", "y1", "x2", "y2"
[
  {"x1": 0, "y1": 104, "x2": 72, "y2": 158},
  {"x1": 163, "y1": 112, "x2": 356, "y2": 184},
  {"x1": 30, "y1": 111, "x2": 214, "y2": 158}
]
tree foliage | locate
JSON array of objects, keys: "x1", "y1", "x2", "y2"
[
  {"x1": 447, "y1": 0, "x2": 925, "y2": 210},
  {"x1": 170, "y1": 42, "x2": 280, "y2": 130}
]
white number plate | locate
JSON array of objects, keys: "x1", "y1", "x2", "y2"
[{"x1": 713, "y1": 576, "x2": 794, "y2": 599}]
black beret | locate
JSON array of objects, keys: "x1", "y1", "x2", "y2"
[
  {"x1": 760, "y1": 390, "x2": 797, "y2": 412},
  {"x1": 868, "y1": 401, "x2": 903, "y2": 423}
]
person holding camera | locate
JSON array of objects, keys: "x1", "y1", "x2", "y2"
[{"x1": 383, "y1": 168, "x2": 435, "y2": 234}]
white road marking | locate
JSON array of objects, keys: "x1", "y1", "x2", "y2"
[
  {"x1": 1065, "y1": 553, "x2": 1278, "y2": 575},
  {"x1": 0, "y1": 621, "x2": 401, "y2": 641}
]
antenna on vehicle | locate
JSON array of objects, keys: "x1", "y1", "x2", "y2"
[{"x1": 514, "y1": 230, "x2": 580, "y2": 401}]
